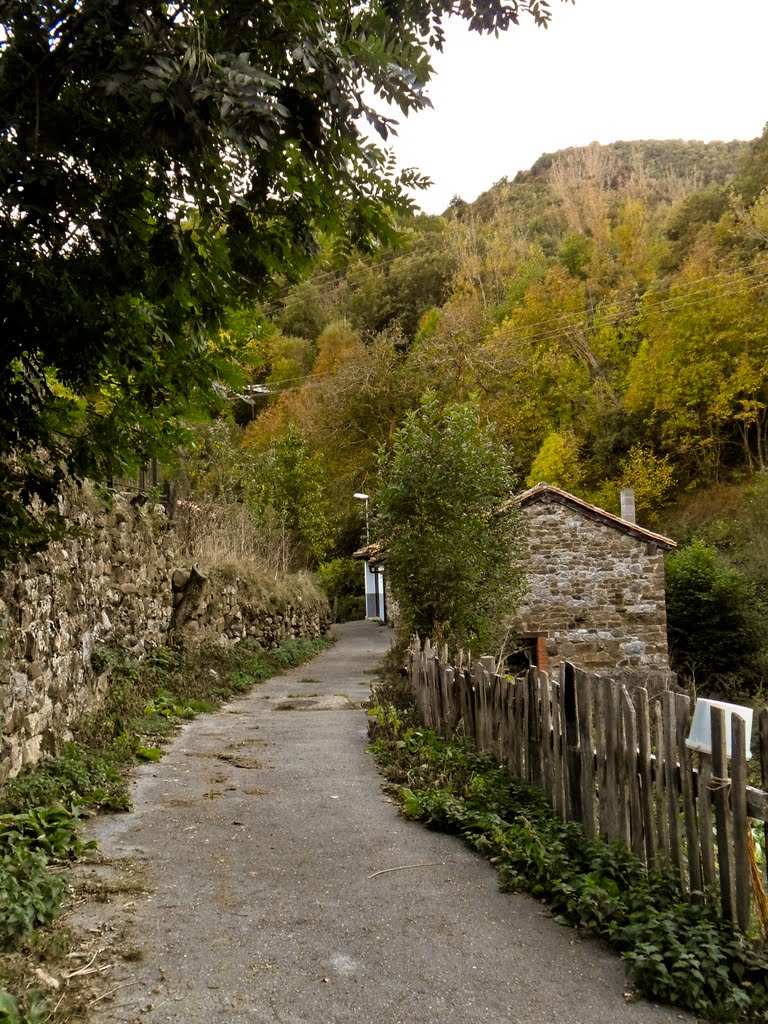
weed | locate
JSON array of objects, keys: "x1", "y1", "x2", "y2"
[
  {"x1": 0, "y1": 807, "x2": 96, "y2": 862},
  {"x1": 0, "y1": 746, "x2": 128, "y2": 815},
  {"x1": 0, "y1": 988, "x2": 48, "y2": 1024},
  {"x1": 0, "y1": 849, "x2": 67, "y2": 950}
]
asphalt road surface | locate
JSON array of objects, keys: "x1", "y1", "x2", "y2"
[{"x1": 73, "y1": 620, "x2": 694, "y2": 1024}]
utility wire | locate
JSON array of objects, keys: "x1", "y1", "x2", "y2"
[{"x1": 261, "y1": 264, "x2": 768, "y2": 393}]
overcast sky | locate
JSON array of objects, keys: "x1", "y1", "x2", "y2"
[{"x1": 387, "y1": 0, "x2": 768, "y2": 214}]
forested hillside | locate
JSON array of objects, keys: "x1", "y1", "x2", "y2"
[
  {"x1": 235, "y1": 136, "x2": 765, "y2": 519},
  {"x1": 187, "y1": 132, "x2": 768, "y2": 688}
]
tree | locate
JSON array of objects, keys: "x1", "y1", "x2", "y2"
[
  {"x1": 665, "y1": 539, "x2": 767, "y2": 693},
  {"x1": 375, "y1": 392, "x2": 525, "y2": 653},
  {"x1": 0, "y1": 0, "x2": 561, "y2": 565},
  {"x1": 526, "y1": 429, "x2": 582, "y2": 490},
  {"x1": 250, "y1": 427, "x2": 331, "y2": 566},
  {"x1": 624, "y1": 244, "x2": 768, "y2": 483}
]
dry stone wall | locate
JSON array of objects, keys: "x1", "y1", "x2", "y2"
[
  {"x1": 517, "y1": 500, "x2": 674, "y2": 689},
  {"x1": 0, "y1": 485, "x2": 330, "y2": 783}
]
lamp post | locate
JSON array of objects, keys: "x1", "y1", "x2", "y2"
[{"x1": 353, "y1": 492, "x2": 369, "y2": 544}]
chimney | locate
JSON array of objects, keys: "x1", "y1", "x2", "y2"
[{"x1": 620, "y1": 487, "x2": 636, "y2": 525}]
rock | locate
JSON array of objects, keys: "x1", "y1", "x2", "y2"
[{"x1": 172, "y1": 568, "x2": 191, "y2": 591}]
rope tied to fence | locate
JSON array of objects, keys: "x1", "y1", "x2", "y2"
[{"x1": 709, "y1": 775, "x2": 732, "y2": 794}]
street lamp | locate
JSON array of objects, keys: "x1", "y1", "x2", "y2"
[{"x1": 353, "y1": 492, "x2": 369, "y2": 544}]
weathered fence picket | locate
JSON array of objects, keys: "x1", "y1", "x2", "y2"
[{"x1": 406, "y1": 636, "x2": 768, "y2": 934}]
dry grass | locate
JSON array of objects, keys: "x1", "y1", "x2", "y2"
[{"x1": 173, "y1": 498, "x2": 296, "y2": 575}]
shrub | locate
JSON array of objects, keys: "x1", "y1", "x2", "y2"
[{"x1": 665, "y1": 539, "x2": 768, "y2": 691}]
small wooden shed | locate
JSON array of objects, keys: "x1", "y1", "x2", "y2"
[{"x1": 515, "y1": 483, "x2": 677, "y2": 689}]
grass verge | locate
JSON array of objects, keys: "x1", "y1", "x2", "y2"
[
  {"x1": 0, "y1": 632, "x2": 332, "y2": 1023},
  {"x1": 367, "y1": 681, "x2": 768, "y2": 1024}
]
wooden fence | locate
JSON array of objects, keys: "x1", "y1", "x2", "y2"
[{"x1": 408, "y1": 637, "x2": 768, "y2": 934}]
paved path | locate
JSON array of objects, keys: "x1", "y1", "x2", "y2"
[{"x1": 74, "y1": 621, "x2": 693, "y2": 1024}]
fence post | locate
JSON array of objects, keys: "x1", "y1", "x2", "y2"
[
  {"x1": 711, "y1": 705, "x2": 735, "y2": 923},
  {"x1": 731, "y1": 715, "x2": 751, "y2": 933},
  {"x1": 698, "y1": 751, "x2": 717, "y2": 891},
  {"x1": 481, "y1": 656, "x2": 496, "y2": 754},
  {"x1": 562, "y1": 662, "x2": 582, "y2": 823},
  {"x1": 621, "y1": 686, "x2": 643, "y2": 860},
  {"x1": 662, "y1": 690, "x2": 685, "y2": 886},
  {"x1": 526, "y1": 667, "x2": 541, "y2": 788},
  {"x1": 635, "y1": 687, "x2": 656, "y2": 868},
  {"x1": 675, "y1": 692, "x2": 702, "y2": 894},
  {"x1": 576, "y1": 670, "x2": 596, "y2": 839},
  {"x1": 550, "y1": 680, "x2": 565, "y2": 819},
  {"x1": 539, "y1": 672, "x2": 553, "y2": 806}
]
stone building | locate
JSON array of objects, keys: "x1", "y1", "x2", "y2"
[{"x1": 514, "y1": 483, "x2": 676, "y2": 688}]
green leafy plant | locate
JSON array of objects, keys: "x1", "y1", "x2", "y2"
[
  {"x1": 0, "y1": 746, "x2": 128, "y2": 815},
  {"x1": 665, "y1": 538, "x2": 768, "y2": 692},
  {"x1": 0, "y1": 807, "x2": 95, "y2": 862},
  {"x1": 0, "y1": 850, "x2": 67, "y2": 950},
  {"x1": 317, "y1": 558, "x2": 366, "y2": 622},
  {"x1": 0, "y1": 987, "x2": 48, "y2": 1024}
]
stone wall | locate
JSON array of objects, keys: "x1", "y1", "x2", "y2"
[
  {"x1": 517, "y1": 500, "x2": 674, "y2": 688},
  {"x1": 0, "y1": 484, "x2": 330, "y2": 783}
]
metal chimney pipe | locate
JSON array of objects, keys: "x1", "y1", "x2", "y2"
[{"x1": 620, "y1": 487, "x2": 636, "y2": 525}]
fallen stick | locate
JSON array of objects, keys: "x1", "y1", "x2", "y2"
[{"x1": 367, "y1": 862, "x2": 445, "y2": 879}]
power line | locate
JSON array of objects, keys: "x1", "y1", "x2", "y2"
[{"x1": 259, "y1": 263, "x2": 768, "y2": 393}]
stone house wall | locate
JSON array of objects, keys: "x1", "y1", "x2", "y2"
[
  {"x1": 0, "y1": 485, "x2": 330, "y2": 783},
  {"x1": 516, "y1": 487, "x2": 675, "y2": 688}
]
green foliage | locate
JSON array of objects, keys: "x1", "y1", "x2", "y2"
[
  {"x1": 665, "y1": 539, "x2": 768, "y2": 690},
  {"x1": 0, "y1": 0, "x2": 560, "y2": 565},
  {"x1": 558, "y1": 232, "x2": 594, "y2": 278},
  {"x1": 0, "y1": 988, "x2": 48, "y2": 1024},
  {"x1": 590, "y1": 445, "x2": 676, "y2": 522},
  {"x1": 251, "y1": 427, "x2": 331, "y2": 564},
  {"x1": 0, "y1": 849, "x2": 67, "y2": 950},
  {"x1": 171, "y1": 417, "x2": 343, "y2": 572},
  {"x1": 526, "y1": 430, "x2": 582, "y2": 490},
  {"x1": 620, "y1": 901, "x2": 768, "y2": 1019},
  {"x1": 0, "y1": 746, "x2": 128, "y2": 815},
  {"x1": 369, "y1": 692, "x2": 768, "y2": 1022},
  {"x1": 619, "y1": 445, "x2": 676, "y2": 520},
  {"x1": 316, "y1": 558, "x2": 365, "y2": 622},
  {"x1": 344, "y1": 226, "x2": 458, "y2": 340},
  {"x1": 375, "y1": 392, "x2": 525, "y2": 652},
  {"x1": 0, "y1": 808, "x2": 95, "y2": 863},
  {"x1": 662, "y1": 184, "x2": 730, "y2": 271}
]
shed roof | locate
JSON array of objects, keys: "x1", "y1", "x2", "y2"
[
  {"x1": 352, "y1": 541, "x2": 384, "y2": 566},
  {"x1": 515, "y1": 483, "x2": 677, "y2": 551}
]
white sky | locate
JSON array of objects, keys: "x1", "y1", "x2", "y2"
[{"x1": 387, "y1": 0, "x2": 768, "y2": 214}]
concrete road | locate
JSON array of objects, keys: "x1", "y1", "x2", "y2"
[{"x1": 74, "y1": 620, "x2": 693, "y2": 1024}]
